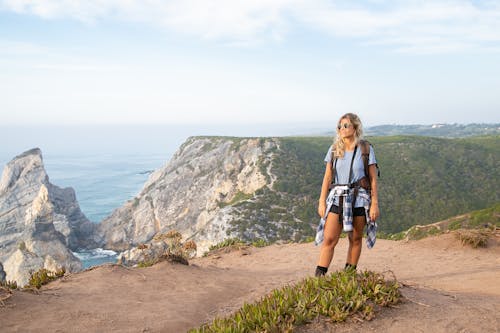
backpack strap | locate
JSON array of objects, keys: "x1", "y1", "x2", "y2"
[
  {"x1": 331, "y1": 150, "x2": 337, "y2": 186},
  {"x1": 348, "y1": 145, "x2": 358, "y2": 184},
  {"x1": 359, "y1": 139, "x2": 380, "y2": 183}
]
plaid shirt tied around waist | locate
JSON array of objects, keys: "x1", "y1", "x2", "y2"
[{"x1": 315, "y1": 185, "x2": 377, "y2": 249}]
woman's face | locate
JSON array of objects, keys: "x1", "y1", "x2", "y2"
[{"x1": 338, "y1": 118, "x2": 355, "y2": 139}]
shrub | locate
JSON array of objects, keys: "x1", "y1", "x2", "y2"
[
  {"x1": 161, "y1": 253, "x2": 189, "y2": 265},
  {"x1": 164, "y1": 230, "x2": 183, "y2": 239},
  {"x1": 0, "y1": 280, "x2": 18, "y2": 290},
  {"x1": 208, "y1": 238, "x2": 246, "y2": 252},
  {"x1": 18, "y1": 241, "x2": 27, "y2": 251},
  {"x1": 189, "y1": 270, "x2": 400, "y2": 332},
  {"x1": 154, "y1": 230, "x2": 184, "y2": 250},
  {"x1": 27, "y1": 268, "x2": 65, "y2": 289},
  {"x1": 137, "y1": 260, "x2": 156, "y2": 268},
  {"x1": 132, "y1": 197, "x2": 140, "y2": 207},
  {"x1": 456, "y1": 229, "x2": 492, "y2": 248},
  {"x1": 183, "y1": 240, "x2": 198, "y2": 258}
]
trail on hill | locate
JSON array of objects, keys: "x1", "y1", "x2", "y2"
[{"x1": 1, "y1": 233, "x2": 499, "y2": 333}]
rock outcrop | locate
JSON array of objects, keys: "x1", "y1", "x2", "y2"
[
  {"x1": 117, "y1": 231, "x2": 195, "y2": 267},
  {"x1": 0, "y1": 148, "x2": 94, "y2": 285},
  {"x1": 97, "y1": 137, "x2": 277, "y2": 254}
]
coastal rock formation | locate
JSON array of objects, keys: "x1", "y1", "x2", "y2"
[
  {"x1": 0, "y1": 148, "x2": 94, "y2": 285},
  {"x1": 98, "y1": 137, "x2": 277, "y2": 254},
  {"x1": 118, "y1": 240, "x2": 170, "y2": 267},
  {"x1": 117, "y1": 232, "x2": 195, "y2": 267}
]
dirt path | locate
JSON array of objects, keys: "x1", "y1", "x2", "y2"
[{"x1": 1, "y1": 233, "x2": 499, "y2": 332}]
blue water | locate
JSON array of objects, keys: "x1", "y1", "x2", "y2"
[{"x1": 43, "y1": 153, "x2": 168, "y2": 223}]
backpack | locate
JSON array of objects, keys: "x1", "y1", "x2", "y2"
[
  {"x1": 331, "y1": 139, "x2": 379, "y2": 190},
  {"x1": 359, "y1": 139, "x2": 380, "y2": 182}
]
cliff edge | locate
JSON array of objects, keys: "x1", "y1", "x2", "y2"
[{"x1": 97, "y1": 137, "x2": 278, "y2": 254}]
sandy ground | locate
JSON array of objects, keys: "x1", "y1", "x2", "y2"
[{"x1": 1, "y1": 232, "x2": 499, "y2": 333}]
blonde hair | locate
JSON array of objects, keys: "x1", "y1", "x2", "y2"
[{"x1": 332, "y1": 113, "x2": 364, "y2": 158}]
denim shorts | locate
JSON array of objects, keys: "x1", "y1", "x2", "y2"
[{"x1": 330, "y1": 205, "x2": 366, "y2": 216}]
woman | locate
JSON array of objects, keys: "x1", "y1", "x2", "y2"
[{"x1": 315, "y1": 113, "x2": 380, "y2": 277}]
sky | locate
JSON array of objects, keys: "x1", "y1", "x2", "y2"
[{"x1": 1, "y1": 0, "x2": 500, "y2": 129}]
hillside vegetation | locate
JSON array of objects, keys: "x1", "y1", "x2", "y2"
[
  {"x1": 364, "y1": 123, "x2": 500, "y2": 138},
  {"x1": 226, "y1": 135, "x2": 499, "y2": 240},
  {"x1": 382, "y1": 202, "x2": 500, "y2": 241}
]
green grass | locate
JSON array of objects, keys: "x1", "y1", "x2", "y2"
[
  {"x1": 204, "y1": 238, "x2": 272, "y2": 257},
  {"x1": 468, "y1": 203, "x2": 500, "y2": 228},
  {"x1": 208, "y1": 238, "x2": 247, "y2": 252},
  {"x1": 251, "y1": 239, "x2": 270, "y2": 248},
  {"x1": 189, "y1": 270, "x2": 400, "y2": 332},
  {"x1": 218, "y1": 191, "x2": 254, "y2": 208}
]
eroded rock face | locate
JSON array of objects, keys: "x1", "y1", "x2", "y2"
[
  {"x1": 0, "y1": 148, "x2": 93, "y2": 285},
  {"x1": 117, "y1": 232, "x2": 196, "y2": 267},
  {"x1": 98, "y1": 137, "x2": 277, "y2": 254},
  {"x1": 117, "y1": 241, "x2": 169, "y2": 267}
]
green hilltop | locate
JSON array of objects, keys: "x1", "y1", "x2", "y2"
[
  {"x1": 364, "y1": 123, "x2": 500, "y2": 138},
  {"x1": 222, "y1": 135, "x2": 499, "y2": 240}
]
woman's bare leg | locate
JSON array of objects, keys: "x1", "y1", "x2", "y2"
[
  {"x1": 317, "y1": 212, "x2": 343, "y2": 268},
  {"x1": 346, "y1": 215, "x2": 366, "y2": 266}
]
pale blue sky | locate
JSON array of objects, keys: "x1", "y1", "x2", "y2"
[{"x1": 1, "y1": 0, "x2": 500, "y2": 127}]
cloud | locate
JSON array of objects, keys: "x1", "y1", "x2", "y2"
[
  {"x1": 1, "y1": 0, "x2": 117, "y2": 22},
  {"x1": 1, "y1": 0, "x2": 500, "y2": 53},
  {"x1": 0, "y1": 39, "x2": 49, "y2": 55},
  {"x1": 32, "y1": 63, "x2": 125, "y2": 72},
  {"x1": 300, "y1": 1, "x2": 500, "y2": 53}
]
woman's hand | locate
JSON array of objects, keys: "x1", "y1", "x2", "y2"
[
  {"x1": 369, "y1": 202, "x2": 380, "y2": 221},
  {"x1": 318, "y1": 201, "x2": 326, "y2": 218}
]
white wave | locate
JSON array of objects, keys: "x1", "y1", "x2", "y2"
[{"x1": 73, "y1": 248, "x2": 117, "y2": 261}]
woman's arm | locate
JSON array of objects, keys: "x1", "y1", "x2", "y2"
[
  {"x1": 368, "y1": 164, "x2": 380, "y2": 221},
  {"x1": 317, "y1": 162, "x2": 333, "y2": 217}
]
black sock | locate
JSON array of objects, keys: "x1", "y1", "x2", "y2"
[
  {"x1": 315, "y1": 266, "x2": 328, "y2": 277},
  {"x1": 345, "y1": 263, "x2": 357, "y2": 270}
]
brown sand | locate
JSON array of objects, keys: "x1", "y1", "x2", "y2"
[{"x1": 1, "y1": 232, "x2": 499, "y2": 333}]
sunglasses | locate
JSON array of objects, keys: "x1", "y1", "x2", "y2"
[{"x1": 337, "y1": 123, "x2": 352, "y2": 130}]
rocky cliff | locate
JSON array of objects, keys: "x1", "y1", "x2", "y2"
[
  {"x1": 0, "y1": 148, "x2": 95, "y2": 285},
  {"x1": 97, "y1": 137, "x2": 280, "y2": 254}
]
